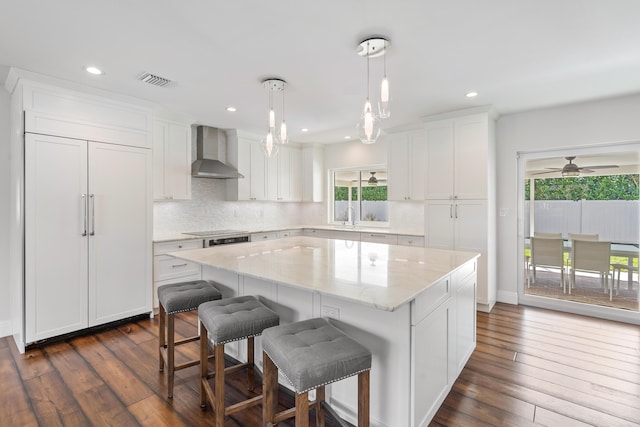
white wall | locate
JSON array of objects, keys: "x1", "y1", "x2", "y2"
[
  {"x1": 496, "y1": 93, "x2": 640, "y2": 304},
  {"x1": 0, "y1": 88, "x2": 11, "y2": 336}
]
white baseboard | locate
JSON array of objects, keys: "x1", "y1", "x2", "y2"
[
  {"x1": 0, "y1": 320, "x2": 12, "y2": 338},
  {"x1": 497, "y1": 290, "x2": 518, "y2": 305}
]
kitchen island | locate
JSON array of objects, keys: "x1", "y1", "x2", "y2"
[{"x1": 169, "y1": 236, "x2": 479, "y2": 427}]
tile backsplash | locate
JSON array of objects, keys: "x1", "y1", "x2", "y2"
[{"x1": 154, "y1": 177, "x2": 424, "y2": 234}]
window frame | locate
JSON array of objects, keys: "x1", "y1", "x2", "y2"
[{"x1": 328, "y1": 164, "x2": 389, "y2": 227}]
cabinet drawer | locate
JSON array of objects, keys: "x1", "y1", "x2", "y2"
[
  {"x1": 397, "y1": 235, "x2": 425, "y2": 247},
  {"x1": 279, "y1": 229, "x2": 302, "y2": 238},
  {"x1": 251, "y1": 231, "x2": 279, "y2": 241},
  {"x1": 154, "y1": 239, "x2": 203, "y2": 255},
  {"x1": 411, "y1": 276, "x2": 450, "y2": 325},
  {"x1": 360, "y1": 233, "x2": 398, "y2": 245},
  {"x1": 154, "y1": 255, "x2": 201, "y2": 281}
]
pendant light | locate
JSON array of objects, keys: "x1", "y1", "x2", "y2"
[
  {"x1": 261, "y1": 78, "x2": 287, "y2": 157},
  {"x1": 356, "y1": 37, "x2": 389, "y2": 144},
  {"x1": 379, "y1": 39, "x2": 390, "y2": 118}
]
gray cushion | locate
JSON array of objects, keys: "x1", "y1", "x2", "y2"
[
  {"x1": 262, "y1": 317, "x2": 372, "y2": 393},
  {"x1": 198, "y1": 296, "x2": 280, "y2": 345},
  {"x1": 157, "y1": 280, "x2": 222, "y2": 314}
]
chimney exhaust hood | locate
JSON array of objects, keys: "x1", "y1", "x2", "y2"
[{"x1": 192, "y1": 126, "x2": 244, "y2": 179}]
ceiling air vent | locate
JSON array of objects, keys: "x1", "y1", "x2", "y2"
[{"x1": 137, "y1": 72, "x2": 171, "y2": 87}]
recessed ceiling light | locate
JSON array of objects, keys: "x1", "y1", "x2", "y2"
[
  {"x1": 466, "y1": 91, "x2": 478, "y2": 98},
  {"x1": 226, "y1": 106, "x2": 237, "y2": 112},
  {"x1": 301, "y1": 128, "x2": 309, "y2": 132},
  {"x1": 344, "y1": 136, "x2": 352, "y2": 140},
  {"x1": 85, "y1": 66, "x2": 104, "y2": 75}
]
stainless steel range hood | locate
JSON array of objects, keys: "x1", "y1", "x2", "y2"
[{"x1": 192, "y1": 126, "x2": 244, "y2": 179}]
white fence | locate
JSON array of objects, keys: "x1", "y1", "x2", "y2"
[
  {"x1": 335, "y1": 201, "x2": 389, "y2": 222},
  {"x1": 524, "y1": 200, "x2": 639, "y2": 244}
]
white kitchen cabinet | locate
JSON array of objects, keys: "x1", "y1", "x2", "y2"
[
  {"x1": 424, "y1": 113, "x2": 489, "y2": 200},
  {"x1": 303, "y1": 228, "x2": 360, "y2": 240},
  {"x1": 153, "y1": 239, "x2": 203, "y2": 309},
  {"x1": 25, "y1": 133, "x2": 152, "y2": 342},
  {"x1": 387, "y1": 129, "x2": 426, "y2": 201},
  {"x1": 251, "y1": 231, "x2": 279, "y2": 241},
  {"x1": 153, "y1": 119, "x2": 191, "y2": 200},
  {"x1": 267, "y1": 145, "x2": 302, "y2": 201},
  {"x1": 425, "y1": 198, "x2": 490, "y2": 309},
  {"x1": 455, "y1": 268, "x2": 477, "y2": 375},
  {"x1": 278, "y1": 229, "x2": 303, "y2": 238},
  {"x1": 302, "y1": 145, "x2": 324, "y2": 202},
  {"x1": 360, "y1": 232, "x2": 398, "y2": 245},
  {"x1": 226, "y1": 134, "x2": 267, "y2": 201},
  {"x1": 397, "y1": 235, "x2": 425, "y2": 247}
]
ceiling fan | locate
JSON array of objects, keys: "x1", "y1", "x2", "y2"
[{"x1": 532, "y1": 156, "x2": 619, "y2": 177}]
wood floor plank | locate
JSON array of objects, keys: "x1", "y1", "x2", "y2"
[
  {"x1": 43, "y1": 341, "x2": 103, "y2": 394},
  {"x1": 23, "y1": 371, "x2": 89, "y2": 427},
  {"x1": 72, "y1": 334, "x2": 154, "y2": 406},
  {"x1": 441, "y1": 390, "x2": 538, "y2": 427},
  {"x1": 0, "y1": 347, "x2": 39, "y2": 426},
  {"x1": 74, "y1": 383, "x2": 140, "y2": 426},
  {"x1": 533, "y1": 406, "x2": 594, "y2": 427},
  {"x1": 128, "y1": 394, "x2": 189, "y2": 427}
]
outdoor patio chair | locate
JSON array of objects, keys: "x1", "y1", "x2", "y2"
[
  {"x1": 528, "y1": 237, "x2": 566, "y2": 292},
  {"x1": 570, "y1": 240, "x2": 613, "y2": 301}
]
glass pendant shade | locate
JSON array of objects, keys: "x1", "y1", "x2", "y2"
[
  {"x1": 269, "y1": 108, "x2": 276, "y2": 129},
  {"x1": 379, "y1": 76, "x2": 390, "y2": 118},
  {"x1": 280, "y1": 120, "x2": 288, "y2": 144},
  {"x1": 261, "y1": 130, "x2": 279, "y2": 158},
  {"x1": 357, "y1": 100, "x2": 381, "y2": 144}
]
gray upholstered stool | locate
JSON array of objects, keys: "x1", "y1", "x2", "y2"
[
  {"x1": 262, "y1": 317, "x2": 372, "y2": 427},
  {"x1": 198, "y1": 295, "x2": 280, "y2": 426},
  {"x1": 157, "y1": 280, "x2": 222, "y2": 398}
]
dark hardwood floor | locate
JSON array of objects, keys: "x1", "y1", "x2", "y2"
[{"x1": 1, "y1": 303, "x2": 639, "y2": 426}]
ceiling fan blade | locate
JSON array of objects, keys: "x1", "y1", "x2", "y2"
[
  {"x1": 530, "y1": 170, "x2": 560, "y2": 175},
  {"x1": 578, "y1": 165, "x2": 619, "y2": 170}
]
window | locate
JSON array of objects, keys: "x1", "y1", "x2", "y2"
[{"x1": 331, "y1": 167, "x2": 388, "y2": 225}]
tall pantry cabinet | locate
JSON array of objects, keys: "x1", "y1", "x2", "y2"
[
  {"x1": 424, "y1": 109, "x2": 497, "y2": 312},
  {"x1": 7, "y1": 72, "x2": 153, "y2": 351}
]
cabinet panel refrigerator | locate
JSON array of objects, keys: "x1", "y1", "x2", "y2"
[{"x1": 25, "y1": 133, "x2": 152, "y2": 343}]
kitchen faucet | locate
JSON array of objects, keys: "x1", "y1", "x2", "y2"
[{"x1": 347, "y1": 205, "x2": 356, "y2": 227}]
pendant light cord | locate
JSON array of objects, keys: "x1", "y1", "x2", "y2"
[{"x1": 366, "y1": 40, "x2": 371, "y2": 102}]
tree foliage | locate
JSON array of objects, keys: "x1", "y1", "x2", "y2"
[
  {"x1": 525, "y1": 175, "x2": 639, "y2": 201},
  {"x1": 335, "y1": 185, "x2": 388, "y2": 201}
]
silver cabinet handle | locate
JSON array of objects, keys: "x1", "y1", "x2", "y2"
[
  {"x1": 172, "y1": 263, "x2": 188, "y2": 268},
  {"x1": 450, "y1": 205, "x2": 453, "y2": 219},
  {"x1": 455, "y1": 204, "x2": 459, "y2": 219},
  {"x1": 89, "y1": 194, "x2": 95, "y2": 236},
  {"x1": 81, "y1": 194, "x2": 87, "y2": 236}
]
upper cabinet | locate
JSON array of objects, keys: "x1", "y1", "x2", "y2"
[
  {"x1": 425, "y1": 114, "x2": 490, "y2": 200},
  {"x1": 302, "y1": 145, "x2": 324, "y2": 202},
  {"x1": 153, "y1": 119, "x2": 192, "y2": 200},
  {"x1": 387, "y1": 129, "x2": 426, "y2": 201},
  {"x1": 226, "y1": 133, "x2": 267, "y2": 201},
  {"x1": 267, "y1": 145, "x2": 302, "y2": 201}
]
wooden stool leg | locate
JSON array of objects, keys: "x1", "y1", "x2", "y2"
[
  {"x1": 295, "y1": 391, "x2": 309, "y2": 427},
  {"x1": 262, "y1": 352, "x2": 278, "y2": 425},
  {"x1": 200, "y1": 321, "x2": 208, "y2": 408},
  {"x1": 315, "y1": 386, "x2": 325, "y2": 427},
  {"x1": 247, "y1": 337, "x2": 255, "y2": 392},
  {"x1": 167, "y1": 314, "x2": 175, "y2": 398},
  {"x1": 158, "y1": 304, "x2": 165, "y2": 371},
  {"x1": 214, "y1": 344, "x2": 226, "y2": 427},
  {"x1": 358, "y1": 371, "x2": 370, "y2": 427}
]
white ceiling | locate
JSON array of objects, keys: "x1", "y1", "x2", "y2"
[{"x1": 2, "y1": 0, "x2": 640, "y2": 144}]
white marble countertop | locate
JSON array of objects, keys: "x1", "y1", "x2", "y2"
[
  {"x1": 153, "y1": 225, "x2": 424, "y2": 243},
  {"x1": 168, "y1": 236, "x2": 478, "y2": 311}
]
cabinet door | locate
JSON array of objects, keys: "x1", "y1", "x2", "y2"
[
  {"x1": 424, "y1": 200, "x2": 455, "y2": 250},
  {"x1": 411, "y1": 299, "x2": 453, "y2": 427},
  {"x1": 249, "y1": 141, "x2": 267, "y2": 200},
  {"x1": 387, "y1": 133, "x2": 409, "y2": 201},
  {"x1": 408, "y1": 130, "x2": 427, "y2": 200},
  {"x1": 267, "y1": 151, "x2": 279, "y2": 201},
  {"x1": 25, "y1": 134, "x2": 89, "y2": 342},
  {"x1": 454, "y1": 115, "x2": 487, "y2": 199},
  {"x1": 88, "y1": 142, "x2": 152, "y2": 326},
  {"x1": 425, "y1": 120, "x2": 455, "y2": 200},
  {"x1": 456, "y1": 274, "x2": 476, "y2": 375},
  {"x1": 289, "y1": 147, "x2": 302, "y2": 201},
  {"x1": 152, "y1": 120, "x2": 191, "y2": 200},
  {"x1": 165, "y1": 122, "x2": 191, "y2": 200},
  {"x1": 235, "y1": 138, "x2": 252, "y2": 200}
]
